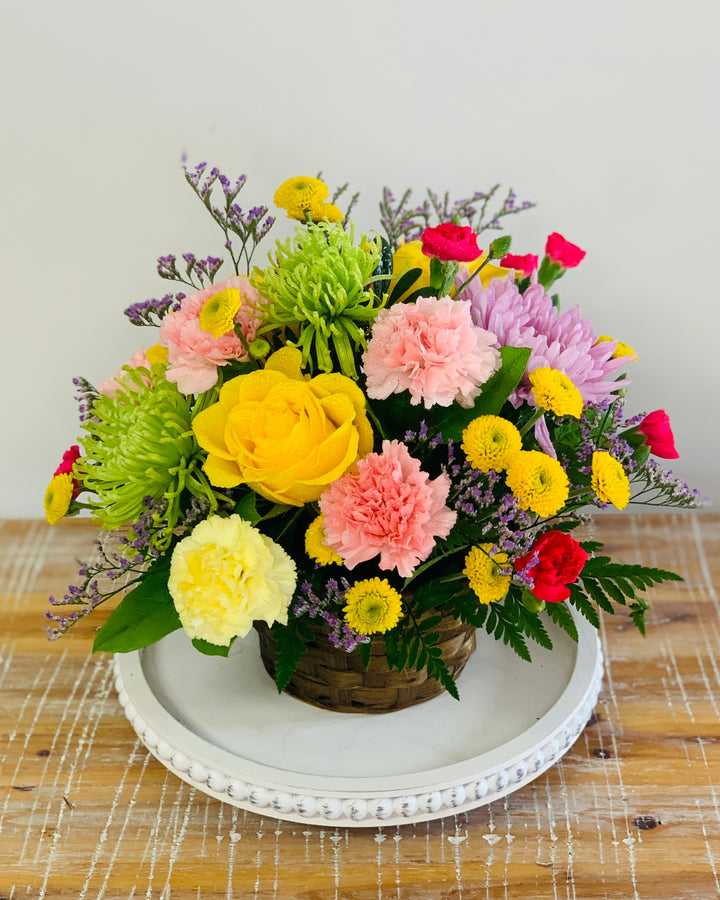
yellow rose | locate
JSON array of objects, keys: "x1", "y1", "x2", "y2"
[
  {"x1": 388, "y1": 241, "x2": 510, "y2": 302},
  {"x1": 192, "y1": 348, "x2": 374, "y2": 505}
]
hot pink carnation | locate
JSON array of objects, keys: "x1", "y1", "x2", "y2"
[
  {"x1": 159, "y1": 275, "x2": 264, "y2": 394},
  {"x1": 363, "y1": 296, "x2": 501, "y2": 409},
  {"x1": 97, "y1": 349, "x2": 153, "y2": 397},
  {"x1": 319, "y1": 440, "x2": 457, "y2": 578}
]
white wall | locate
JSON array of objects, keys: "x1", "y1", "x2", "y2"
[{"x1": 2, "y1": 0, "x2": 718, "y2": 516}]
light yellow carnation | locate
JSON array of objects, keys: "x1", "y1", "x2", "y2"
[
  {"x1": 192, "y1": 347, "x2": 373, "y2": 506},
  {"x1": 168, "y1": 514, "x2": 297, "y2": 646},
  {"x1": 591, "y1": 451, "x2": 630, "y2": 510}
]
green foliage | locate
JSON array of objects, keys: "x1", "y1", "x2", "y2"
[
  {"x1": 270, "y1": 619, "x2": 313, "y2": 694},
  {"x1": 192, "y1": 637, "x2": 235, "y2": 657},
  {"x1": 565, "y1": 552, "x2": 682, "y2": 635},
  {"x1": 92, "y1": 561, "x2": 181, "y2": 653}
]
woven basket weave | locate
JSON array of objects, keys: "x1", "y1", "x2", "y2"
[{"x1": 254, "y1": 612, "x2": 477, "y2": 714}]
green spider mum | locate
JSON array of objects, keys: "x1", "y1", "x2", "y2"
[
  {"x1": 78, "y1": 367, "x2": 219, "y2": 548},
  {"x1": 252, "y1": 222, "x2": 383, "y2": 377}
]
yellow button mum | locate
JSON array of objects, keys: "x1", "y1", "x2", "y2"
[
  {"x1": 591, "y1": 451, "x2": 630, "y2": 510},
  {"x1": 461, "y1": 415, "x2": 522, "y2": 473},
  {"x1": 168, "y1": 514, "x2": 297, "y2": 645},
  {"x1": 305, "y1": 514, "x2": 342, "y2": 566},
  {"x1": 199, "y1": 288, "x2": 243, "y2": 338},
  {"x1": 273, "y1": 176, "x2": 330, "y2": 222},
  {"x1": 505, "y1": 450, "x2": 570, "y2": 518},
  {"x1": 528, "y1": 367, "x2": 583, "y2": 418},
  {"x1": 464, "y1": 544, "x2": 511, "y2": 604},
  {"x1": 43, "y1": 473, "x2": 74, "y2": 525},
  {"x1": 192, "y1": 348, "x2": 373, "y2": 506},
  {"x1": 343, "y1": 578, "x2": 402, "y2": 635},
  {"x1": 595, "y1": 335, "x2": 637, "y2": 361}
]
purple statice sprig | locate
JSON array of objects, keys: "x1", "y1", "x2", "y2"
[
  {"x1": 292, "y1": 578, "x2": 370, "y2": 652},
  {"x1": 629, "y1": 460, "x2": 706, "y2": 508},
  {"x1": 379, "y1": 183, "x2": 535, "y2": 251},
  {"x1": 72, "y1": 376, "x2": 98, "y2": 423},
  {"x1": 329, "y1": 179, "x2": 360, "y2": 228},
  {"x1": 124, "y1": 293, "x2": 183, "y2": 327},
  {"x1": 155, "y1": 253, "x2": 225, "y2": 291},
  {"x1": 45, "y1": 497, "x2": 172, "y2": 641},
  {"x1": 181, "y1": 160, "x2": 275, "y2": 276}
]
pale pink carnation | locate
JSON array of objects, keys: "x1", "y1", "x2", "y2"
[
  {"x1": 363, "y1": 295, "x2": 500, "y2": 409},
  {"x1": 159, "y1": 275, "x2": 264, "y2": 394},
  {"x1": 98, "y1": 349, "x2": 153, "y2": 397},
  {"x1": 319, "y1": 440, "x2": 457, "y2": 578}
]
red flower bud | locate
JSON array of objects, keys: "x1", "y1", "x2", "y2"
[
  {"x1": 421, "y1": 223, "x2": 481, "y2": 263},
  {"x1": 500, "y1": 253, "x2": 539, "y2": 277},
  {"x1": 545, "y1": 233, "x2": 586, "y2": 268},
  {"x1": 54, "y1": 445, "x2": 82, "y2": 498},
  {"x1": 637, "y1": 410, "x2": 679, "y2": 459},
  {"x1": 515, "y1": 531, "x2": 588, "y2": 604}
]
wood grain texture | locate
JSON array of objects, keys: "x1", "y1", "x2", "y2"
[{"x1": 1, "y1": 513, "x2": 719, "y2": 899}]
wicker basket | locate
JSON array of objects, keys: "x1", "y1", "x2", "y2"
[{"x1": 254, "y1": 612, "x2": 477, "y2": 714}]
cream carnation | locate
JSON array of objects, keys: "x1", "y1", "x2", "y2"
[
  {"x1": 319, "y1": 440, "x2": 457, "y2": 578},
  {"x1": 168, "y1": 514, "x2": 296, "y2": 646},
  {"x1": 159, "y1": 275, "x2": 264, "y2": 394},
  {"x1": 363, "y1": 295, "x2": 501, "y2": 409}
]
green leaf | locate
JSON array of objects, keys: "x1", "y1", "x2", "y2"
[
  {"x1": 192, "y1": 636, "x2": 235, "y2": 657},
  {"x1": 358, "y1": 641, "x2": 372, "y2": 671},
  {"x1": 567, "y1": 585, "x2": 600, "y2": 629},
  {"x1": 388, "y1": 267, "x2": 422, "y2": 304},
  {"x1": 428, "y1": 346, "x2": 531, "y2": 442},
  {"x1": 544, "y1": 602, "x2": 579, "y2": 642},
  {"x1": 582, "y1": 578, "x2": 616, "y2": 614},
  {"x1": 488, "y1": 234, "x2": 512, "y2": 259},
  {"x1": 234, "y1": 492, "x2": 261, "y2": 525},
  {"x1": 92, "y1": 565, "x2": 181, "y2": 653},
  {"x1": 271, "y1": 623, "x2": 310, "y2": 694}
]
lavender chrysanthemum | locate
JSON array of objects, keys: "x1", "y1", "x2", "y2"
[{"x1": 457, "y1": 273, "x2": 630, "y2": 407}]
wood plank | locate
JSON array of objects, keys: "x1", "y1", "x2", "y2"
[{"x1": 1, "y1": 513, "x2": 719, "y2": 898}]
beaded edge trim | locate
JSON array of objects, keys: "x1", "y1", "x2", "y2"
[{"x1": 113, "y1": 639, "x2": 603, "y2": 828}]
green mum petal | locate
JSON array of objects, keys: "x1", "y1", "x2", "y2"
[
  {"x1": 252, "y1": 223, "x2": 383, "y2": 377},
  {"x1": 78, "y1": 367, "x2": 210, "y2": 546}
]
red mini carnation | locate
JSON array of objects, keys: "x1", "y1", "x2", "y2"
[
  {"x1": 54, "y1": 445, "x2": 82, "y2": 498},
  {"x1": 515, "y1": 530, "x2": 588, "y2": 603},
  {"x1": 421, "y1": 223, "x2": 482, "y2": 263},
  {"x1": 545, "y1": 233, "x2": 586, "y2": 268},
  {"x1": 500, "y1": 253, "x2": 539, "y2": 277},
  {"x1": 637, "y1": 410, "x2": 679, "y2": 459}
]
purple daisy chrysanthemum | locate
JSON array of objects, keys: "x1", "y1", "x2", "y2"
[{"x1": 457, "y1": 272, "x2": 630, "y2": 407}]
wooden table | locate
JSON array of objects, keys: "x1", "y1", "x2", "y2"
[{"x1": 1, "y1": 513, "x2": 719, "y2": 899}]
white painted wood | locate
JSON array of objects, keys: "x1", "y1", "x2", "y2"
[{"x1": 114, "y1": 612, "x2": 603, "y2": 827}]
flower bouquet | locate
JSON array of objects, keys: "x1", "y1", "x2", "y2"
[{"x1": 45, "y1": 163, "x2": 701, "y2": 713}]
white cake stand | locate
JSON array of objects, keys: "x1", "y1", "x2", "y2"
[{"x1": 113, "y1": 611, "x2": 602, "y2": 828}]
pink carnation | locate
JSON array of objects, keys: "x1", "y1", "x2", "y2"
[
  {"x1": 159, "y1": 275, "x2": 264, "y2": 394},
  {"x1": 363, "y1": 296, "x2": 501, "y2": 409},
  {"x1": 319, "y1": 440, "x2": 457, "y2": 578},
  {"x1": 97, "y1": 349, "x2": 153, "y2": 397}
]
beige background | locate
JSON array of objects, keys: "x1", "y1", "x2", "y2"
[{"x1": 1, "y1": 0, "x2": 718, "y2": 515}]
